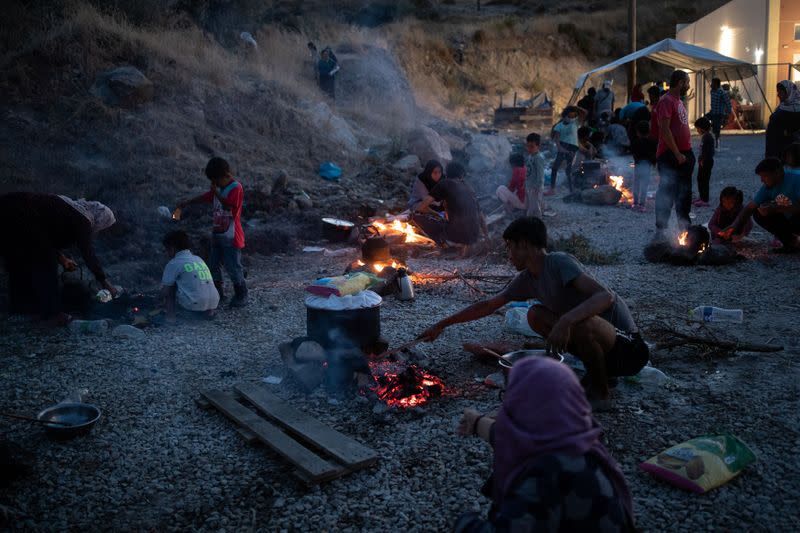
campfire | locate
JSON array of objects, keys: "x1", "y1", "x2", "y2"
[
  {"x1": 356, "y1": 259, "x2": 401, "y2": 274},
  {"x1": 678, "y1": 230, "x2": 708, "y2": 255},
  {"x1": 368, "y1": 361, "x2": 445, "y2": 408},
  {"x1": 370, "y1": 219, "x2": 435, "y2": 245},
  {"x1": 609, "y1": 175, "x2": 634, "y2": 205}
]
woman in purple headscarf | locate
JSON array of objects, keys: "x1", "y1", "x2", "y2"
[{"x1": 454, "y1": 357, "x2": 635, "y2": 532}]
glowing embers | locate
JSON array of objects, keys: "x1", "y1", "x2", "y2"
[{"x1": 368, "y1": 361, "x2": 444, "y2": 408}]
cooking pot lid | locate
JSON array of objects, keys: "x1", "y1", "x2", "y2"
[
  {"x1": 322, "y1": 217, "x2": 354, "y2": 227},
  {"x1": 305, "y1": 290, "x2": 382, "y2": 311}
]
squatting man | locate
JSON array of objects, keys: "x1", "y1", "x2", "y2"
[{"x1": 418, "y1": 217, "x2": 649, "y2": 409}]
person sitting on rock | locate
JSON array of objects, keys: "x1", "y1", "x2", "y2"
[
  {"x1": 418, "y1": 216, "x2": 649, "y2": 409},
  {"x1": 495, "y1": 153, "x2": 526, "y2": 212},
  {"x1": 412, "y1": 161, "x2": 487, "y2": 247},
  {"x1": 453, "y1": 357, "x2": 635, "y2": 532},
  {"x1": 408, "y1": 159, "x2": 444, "y2": 213},
  {"x1": 708, "y1": 186, "x2": 752, "y2": 244},
  {"x1": 720, "y1": 157, "x2": 800, "y2": 253},
  {"x1": 161, "y1": 230, "x2": 219, "y2": 323}
]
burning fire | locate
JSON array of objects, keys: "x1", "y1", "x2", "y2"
[
  {"x1": 357, "y1": 259, "x2": 400, "y2": 273},
  {"x1": 371, "y1": 220, "x2": 435, "y2": 245},
  {"x1": 609, "y1": 175, "x2": 634, "y2": 205},
  {"x1": 678, "y1": 231, "x2": 688, "y2": 246},
  {"x1": 368, "y1": 361, "x2": 444, "y2": 408}
]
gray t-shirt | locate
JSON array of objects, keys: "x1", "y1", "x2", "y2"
[
  {"x1": 501, "y1": 252, "x2": 637, "y2": 333},
  {"x1": 161, "y1": 250, "x2": 220, "y2": 312}
]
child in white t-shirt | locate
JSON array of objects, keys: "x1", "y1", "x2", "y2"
[{"x1": 161, "y1": 230, "x2": 219, "y2": 322}]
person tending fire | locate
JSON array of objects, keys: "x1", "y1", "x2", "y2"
[{"x1": 418, "y1": 217, "x2": 649, "y2": 410}]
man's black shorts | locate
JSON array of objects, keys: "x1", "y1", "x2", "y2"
[{"x1": 605, "y1": 330, "x2": 649, "y2": 377}]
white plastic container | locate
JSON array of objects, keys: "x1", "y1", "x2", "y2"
[
  {"x1": 689, "y1": 306, "x2": 743, "y2": 323},
  {"x1": 503, "y1": 307, "x2": 541, "y2": 338}
]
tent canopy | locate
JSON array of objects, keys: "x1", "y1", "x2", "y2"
[{"x1": 573, "y1": 38, "x2": 757, "y2": 91}]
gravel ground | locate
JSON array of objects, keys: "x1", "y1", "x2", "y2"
[{"x1": 2, "y1": 134, "x2": 800, "y2": 531}]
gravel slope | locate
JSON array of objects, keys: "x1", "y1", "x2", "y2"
[{"x1": 2, "y1": 134, "x2": 799, "y2": 532}]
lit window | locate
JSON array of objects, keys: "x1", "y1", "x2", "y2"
[{"x1": 795, "y1": 24, "x2": 800, "y2": 41}]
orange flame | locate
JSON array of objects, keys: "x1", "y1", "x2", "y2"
[
  {"x1": 357, "y1": 259, "x2": 402, "y2": 273},
  {"x1": 369, "y1": 362, "x2": 444, "y2": 408},
  {"x1": 372, "y1": 220, "x2": 435, "y2": 245},
  {"x1": 609, "y1": 175, "x2": 634, "y2": 204},
  {"x1": 678, "y1": 231, "x2": 688, "y2": 246}
]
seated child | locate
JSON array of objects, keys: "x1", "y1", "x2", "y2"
[
  {"x1": 496, "y1": 153, "x2": 526, "y2": 211},
  {"x1": 161, "y1": 230, "x2": 220, "y2": 322},
  {"x1": 708, "y1": 186, "x2": 752, "y2": 244}
]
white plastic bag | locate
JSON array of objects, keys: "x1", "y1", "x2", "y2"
[{"x1": 503, "y1": 306, "x2": 541, "y2": 338}]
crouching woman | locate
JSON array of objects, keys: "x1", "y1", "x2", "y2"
[{"x1": 454, "y1": 357, "x2": 635, "y2": 533}]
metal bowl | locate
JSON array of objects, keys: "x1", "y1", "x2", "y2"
[
  {"x1": 498, "y1": 349, "x2": 566, "y2": 375},
  {"x1": 37, "y1": 402, "x2": 101, "y2": 439}
]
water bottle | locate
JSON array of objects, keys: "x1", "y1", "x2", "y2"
[
  {"x1": 396, "y1": 268, "x2": 415, "y2": 301},
  {"x1": 625, "y1": 365, "x2": 668, "y2": 386},
  {"x1": 689, "y1": 306, "x2": 743, "y2": 323},
  {"x1": 68, "y1": 320, "x2": 108, "y2": 334}
]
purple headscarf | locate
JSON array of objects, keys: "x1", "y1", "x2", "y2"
[{"x1": 492, "y1": 357, "x2": 634, "y2": 523}]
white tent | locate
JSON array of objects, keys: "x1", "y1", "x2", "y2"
[{"x1": 569, "y1": 38, "x2": 760, "y2": 107}]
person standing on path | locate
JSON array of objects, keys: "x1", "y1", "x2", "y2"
[
  {"x1": 709, "y1": 78, "x2": 730, "y2": 149},
  {"x1": 765, "y1": 80, "x2": 800, "y2": 159},
  {"x1": 593, "y1": 80, "x2": 615, "y2": 123},
  {"x1": 654, "y1": 70, "x2": 695, "y2": 236}
]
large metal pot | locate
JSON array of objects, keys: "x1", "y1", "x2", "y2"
[
  {"x1": 37, "y1": 402, "x2": 101, "y2": 439},
  {"x1": 498, "y1": 349, "x2": 565, "y2": 379},
  {"x1": 322, "y1": 218, "x2": 355, "y2": 242},
  {"x1": 306, "y1": 303, "x2": 381, "y2": 350}
]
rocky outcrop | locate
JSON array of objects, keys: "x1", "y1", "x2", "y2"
[{"x1": 90, "y1": 66, "x2": 153, "y2": 108}]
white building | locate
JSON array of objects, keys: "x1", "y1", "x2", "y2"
[{"x1": 676, "y1": 0, "x2": 800, "y2": 127}]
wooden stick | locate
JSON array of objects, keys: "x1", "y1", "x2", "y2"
[
  {"x1": 0, "y1": 412, "x2": 73, "y2": 426},
  {"x1": 377, "y1": 338, "x2": 425, "y2": 360}
]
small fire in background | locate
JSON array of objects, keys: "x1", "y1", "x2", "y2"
[
  {"x1": 371, "y1": 220, "x2": 435, "y2": 245},
  {"x1": 609, "y1": 175, "x2": 634, "y2": 205},
  {"x1": 368, "y1": 361, "x2": 444, "y2": 408},
  {"x1": 357, "y1": 259, "x2": 401, "y2": 274}
]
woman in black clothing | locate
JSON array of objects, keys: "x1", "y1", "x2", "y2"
[
  {"x1": 0, "y1": 192, "x2": 117, "y2": 325},
  {"x1": 765, "y1": 80, "x2": 800, "y2": 159}
]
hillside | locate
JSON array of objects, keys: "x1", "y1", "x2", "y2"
[{"x1": 0, "y1": 0, "x2": 730, "y2": 285}]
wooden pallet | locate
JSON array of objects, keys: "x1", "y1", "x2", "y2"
[{"x1": 199, "y1": 384, "x2": 378, "y2": 485}]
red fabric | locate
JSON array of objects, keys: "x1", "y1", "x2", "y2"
[
  {"x1": 509, "y1": 167, "x2": 526, "y2": 202},
  {"x1": 655, "y1": 93, "x2": 691, "y2": 157},
  {"x1": 200, "y1": 182, "x2": 245, "y2": 248}
]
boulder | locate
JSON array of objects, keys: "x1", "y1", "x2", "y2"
[
  {"x1": 465, "y1": 133, "x2": 512, "y2": 176},
  {"x1": 580, "y1": 185, "x2": 622, "y2": 205},
  {"x1": 90, "y1": 66, "x2": 153, "y2": 108},
  {"x1": 336, "y1": 46, "x2": 418, "y2": 130},
  {"x1": 393, "y1": 154, "x2": 420, "y2": 171},
  {"x1": 407, "y1": 126, "x2": 452, "y2": 165},
  {"x1": 305, "y1": 102, "x2": 359, "y2": 151}
]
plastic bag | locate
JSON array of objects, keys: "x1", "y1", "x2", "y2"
[
  {"x1": 306, "y1": 272, "x2": 379, "y2": 297},
  {"x1": 640, "y1": 434, "x2": 756, "y2": 493},
  {"x1": 503, "y1": 302, "x2": 542, "y2": 338},
  {"x1": 305, "y1": 290, "x2": 382, "y2": 311}
]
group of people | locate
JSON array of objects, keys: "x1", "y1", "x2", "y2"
[{"x1": 0, "y1": 157, "x2": 250, "y2": 326}]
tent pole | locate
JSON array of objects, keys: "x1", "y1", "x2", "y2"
[
  {"x1": 735, "y1": 67, "x2": 759, "y2": 133},
  {"x1": 752, "y1": 67, "x2": 773, "y2": 115}
]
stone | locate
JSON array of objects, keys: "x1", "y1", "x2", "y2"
[
  {"x1": 580, "y1": 185, "x2": 622, "y2": 205},
  {"x1": 407, "y1": 126, "x2": 452, "y2": 165},
  {"x1": 111, "y1": 325, "x2": 146, "y2": 340},
  {"x1": 304, "y1": 101, "x2": 358, "y2": 151},
  {"x1": 90, "y1": 66, "x2": 153, "y2": 108},
  {"x1": 294, "y1": 193, "x2": 313, "y2": 210},
  {"x1": 393, "y1": 154, "x2": 421, "y2": 172},
  {"x1": 465, "y1": 133, "x2": 512, "y2": 177}
]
